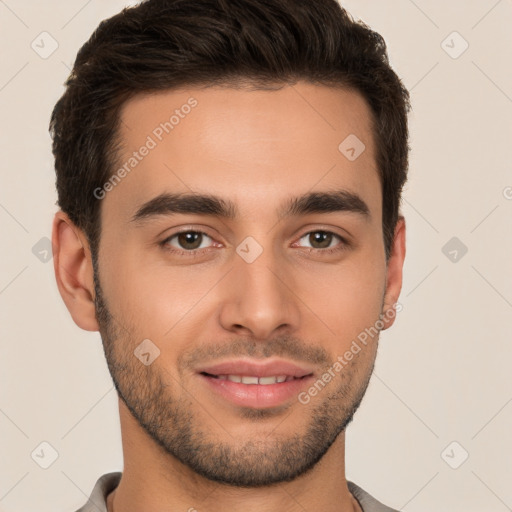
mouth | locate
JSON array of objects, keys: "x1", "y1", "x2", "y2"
[
  {"x1": 200, "y1": 372, "x2": 311, "y2": 384},
  {"x1": 197, "y1": 361, "x2": 315, "y2": 409}
]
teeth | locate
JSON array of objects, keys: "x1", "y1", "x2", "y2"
[
  {"x1": 241, "y1": 376, "x2": 259, "y2": 384},
  {"x1": 217, "y1": 375, "x2": 292, "y2": 385},
  {"x1": 259, "y1": 376, "x2": 279, "y2": 385}
]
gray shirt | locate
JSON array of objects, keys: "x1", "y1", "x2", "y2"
[{"x1": 75, "y1": 472, "x2": 399, "y2": 512}]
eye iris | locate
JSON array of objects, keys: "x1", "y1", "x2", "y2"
[
  {"x1": 310, "y1": 231, "x2": 332, "y2": 249},
  {"x1": 178, "y1": 232, "x2": 202, "y2": 250}
]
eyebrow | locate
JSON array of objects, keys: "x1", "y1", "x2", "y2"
[{"x1": 131, "y1": 189, "x2": 370, "y2": 224}]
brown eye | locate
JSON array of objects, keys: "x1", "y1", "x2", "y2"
[
  {"x1": 164, "y1": 231, "x2": 213, "y2": 251},
  {"x1": 298, "y1": 231, "x2": 342, "y2": 250},
  {"x1": 310, "y1": 231, "x2": 333, "y2": 248}
]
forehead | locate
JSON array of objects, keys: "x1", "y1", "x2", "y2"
[{"x1": 105, "y1": 82, "x2": 380, "y2": 224}]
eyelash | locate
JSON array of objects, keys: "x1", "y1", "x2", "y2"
[{"x1": 159, "y1": 229, "x2": 350, "y2": 257}]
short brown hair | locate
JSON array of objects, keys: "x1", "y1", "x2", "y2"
[{"x1": 50, "y1": 0, "x2": 410, "y2": 261}]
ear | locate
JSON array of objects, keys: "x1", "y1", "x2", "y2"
[
  {"x1": 381, "y1": 216, "x2": 406, "y2": 330},
  {"x1": 52, "y1": 211, "x2": 99, "y2": 331}
]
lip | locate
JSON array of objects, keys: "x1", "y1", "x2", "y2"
[
  {"x1": 196, "y1": 358, "x2": 315, "y2": 409},
  {"x1": 197, "y1": 358, "x2": 315, "y2": 378}
]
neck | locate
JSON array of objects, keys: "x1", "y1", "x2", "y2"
[{"x1": 109, "y1": 399, "x2": 362, "y2": 512}]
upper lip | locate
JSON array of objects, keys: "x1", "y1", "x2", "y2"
[{"x1": 197, "y1": 358, "x2": 315, "y2": 378}]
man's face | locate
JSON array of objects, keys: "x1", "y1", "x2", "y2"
[{"x1": 93, "y1": 82, "x2": 400, "y2": 486}]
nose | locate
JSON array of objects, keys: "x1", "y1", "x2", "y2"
[{"x1": 218, "y1": 244, "x2": 301, "y2": 340}]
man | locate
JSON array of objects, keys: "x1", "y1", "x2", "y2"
[{"x1": 50, "y1": 0, "x2": 410, "y2": 510}]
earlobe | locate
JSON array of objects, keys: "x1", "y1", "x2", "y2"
[
  {"x1": 381, "y1": 216, "x2": 406, "y2": 330},
  {"x1": 52, "y1": 211, "x2": 100, "y2": 332}
]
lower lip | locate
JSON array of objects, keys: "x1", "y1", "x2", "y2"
[{"x1": 199, "y1": 374, "x2": 314, "y2": 409}]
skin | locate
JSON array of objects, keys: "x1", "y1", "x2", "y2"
[{"x1": 53, "y1": 81, "x2": 406, "y2": 512}]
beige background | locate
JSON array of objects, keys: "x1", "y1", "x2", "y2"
[{"x1": 1, "y1": 1, "x2": 511, "y2": 511}]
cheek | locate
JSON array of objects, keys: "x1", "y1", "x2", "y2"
[
  {"x1": 105, "y1": 259, "x2": 221, "y2": 338},
  {"x1": 301, "y1": 260, "x2": 385, "y2": 344}
]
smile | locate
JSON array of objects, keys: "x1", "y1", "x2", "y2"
[{"x1": 201, "y1": 373, "x2": 307, "y2": 384}]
